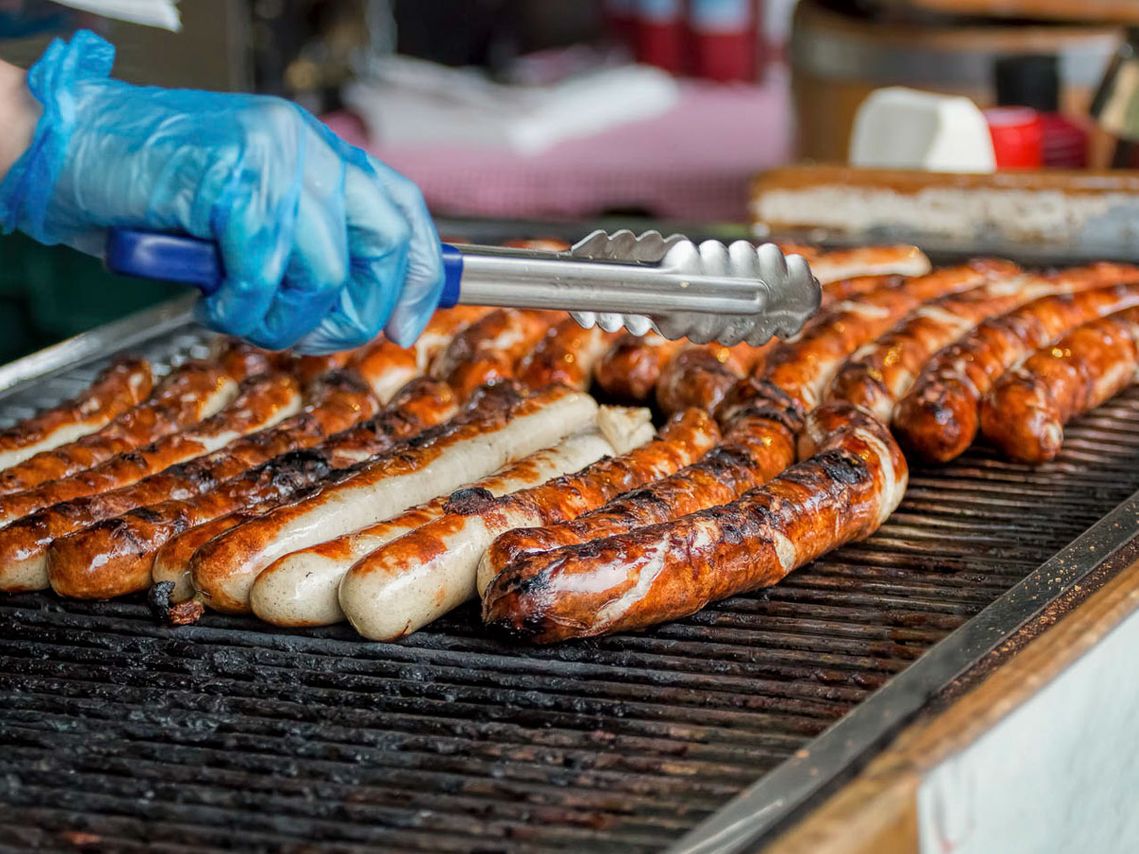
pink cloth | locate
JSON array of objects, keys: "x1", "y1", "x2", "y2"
[{"x1": 325, "y1": 77, "x2": 791, "y2": 222}]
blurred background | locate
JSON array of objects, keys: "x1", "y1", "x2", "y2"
[{"x1": 2, "y1": 0, "x2": 1138, "y2": 359}]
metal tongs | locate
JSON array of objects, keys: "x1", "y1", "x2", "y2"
[{"x1": 105, "y1": 228, "x2": 821, "y2": 346}]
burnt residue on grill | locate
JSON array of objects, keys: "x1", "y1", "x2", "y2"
[{"x1": 1, "y1": 341, "x2": 1139, "y2": 850}]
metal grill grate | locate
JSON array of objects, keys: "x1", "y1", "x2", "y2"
[{"x1": 1, "y1": 325, "x2": 1138, "y2": 852}]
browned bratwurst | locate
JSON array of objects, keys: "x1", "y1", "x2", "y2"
[
  {"x1": 0, "y1": 357, "x2": 153, "y2": 471},
  {"x1": 0, "y1": 373, "x2": 376, "y2": 594},
  {"x1": 895, "y1": 272, "x2": 1139, "y2": 462},
  {"x1": 980, "y1": 306, "x2": 1139, "y2": 464},
  {"x1": 481, "y1": 403, "x2": 907, "y2": 642},
  {"x1": 0, "y1": 359, "x2": 238, "y2": 496},
  {"x1": 825, "y1": 263, "x2": 1133, "y2": 421},
  {"x1": 480, "y1": 261, "x2": 1000, "y2": 581},
  {"x1": 592, "y1": 333, "x2": 686, "y2": 403},
  {"x1": 654, "y1": 341, "x2": 771, "y2": 415},
  {"x1": 516, "y1": 318, "x2": 617, "y2": 391},
  {"x1": 433, "y1": 308, "x2": 560, "y2": 400},
  {"x1": 44, "y1": 378, "x2": 457, "y2": 599},
  {"x1": 0, "y1": 372, "x2": 301, "y2": 529}
]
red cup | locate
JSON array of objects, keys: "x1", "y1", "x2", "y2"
[{"x1": 985, "y1": 107, "x2": 1044, "y2": 170}]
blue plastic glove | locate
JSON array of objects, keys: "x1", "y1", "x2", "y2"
[{"x1": 0, "y1": 30, "x2": 444, "y2": 352}]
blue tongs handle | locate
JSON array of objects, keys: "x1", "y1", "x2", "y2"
[{"x1": 105, "y1": 228, "x2": 466, "y2": 307}]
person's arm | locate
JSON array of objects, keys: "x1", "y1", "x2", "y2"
[
  {"x1": 0, "y1": 58, "x2": 40, "y2": 181},
  {"x1": 0, "y1": 31, "x2": 444, "y2": 354}
]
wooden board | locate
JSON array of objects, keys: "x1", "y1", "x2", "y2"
[{"x1": 866, "y1": 0, "x2": 1139, "y2": 23}]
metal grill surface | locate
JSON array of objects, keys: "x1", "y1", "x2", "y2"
[{"x1": 1, "y1": 329, "x2": 1138, "y2": 852}]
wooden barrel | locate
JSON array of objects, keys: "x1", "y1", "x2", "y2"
[{"x1": 791, "y1": 0, "x2": 1122, "y2": 162}]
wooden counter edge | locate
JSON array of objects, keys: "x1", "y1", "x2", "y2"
[
  {"x1": 763, "y1": 554, "x2": 1139, "y2": 854},
  {"x1": 751, "y1": 165, "x2": 1139, "y2": 199}
]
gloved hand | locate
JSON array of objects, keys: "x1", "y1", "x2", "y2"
[{"x1": 0, "y1": 30, "x2": 444, "y2": 352}]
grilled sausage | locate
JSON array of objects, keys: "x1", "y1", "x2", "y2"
[
  {"x1": 481, "y1": 403, "x2": 907, "y2": 643},
  {"x1": 820, "y1": 274, "x2": 903, "y2": 308},
  {"x1": 254, "y1": 407, "x2": 656, "y2": 628},
  {"x1": 893, "y1": 276, "x2": 1139, "y2": 462},
  {"x1": 348, "y1": 306, "x2": 492, "y2": 402},
  {"x1": 0, "y1": 372, "x2": 301, "y2": 531},
  {"x1": 825, "y1": 263, "x2": 1130, "y2": 422},
  {"x1": 44, "y1": 378, "x2": 456, "y2": 599},
  {"x1": 478, "y1": 380, "x2": 802, "y2": 594},
  {"x1": 980, "y1": 306, "x2": 1139, "y2": 463},
  {"x1": 189, "y1": 385, "x2": 599, "y2": 614},
  {"x1": 477, "y1": 263, "x2": 996, "y2": 584},
  {"x1": 3, "y1": 375, "x2": 376, "y2": 596},
  {"x1": 805, "y1": 245, "x2": 931, "y2": 286},
  {"x1": 655, "y1": 342, "x2": 771, "y2": 415},
  {"x1": 592, "y1": 333, "x2": 687, "y2": 403},
  {"x1": 0, "y1": 360, "x2": 237, "y2": 496},
  {"x1": 338, "y1": 409, "x2": 715, "y2": 640},
  {"x1": 433, "y1": 309, "x2": 560, "y2": 400},
  {"x1": 0, "y1": 358, "x2": 153, "y2": 471},
  {"x1": 516, "y1": 319, "x2": 617, "y2": 391}
]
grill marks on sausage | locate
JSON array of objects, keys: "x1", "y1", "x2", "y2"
[
  {"x1": 895, "y1": 277, "x2": 1139, "y2": 462},
  {"x1": 826, "y1": 263, "x2": 1134, "y2": 422},
  {"x1": 0, "y1": 375, "x2": 376, "y2": 595},
  {"x1": 478, "y1": 264, "x2": 990, "y2": 586},
  {"x1": 0, "y1": 357, "x2": 154, "y2": 471},
  {"x1": 980, "y1": 306, "x2": 1139, "y2": 463},
  {"x1": 516, "y1": 319, "x2": 617, "y2": 392},
  {"x1": 189, "y1": 385, "x2": 597, "y2": 614},
  {"x1": 0, "y1": 372, "x2": 301, "y2": 529},
  {"x1": 0, "y1": 361, "x2": 237, "y2": 496},
  {"x1": 481, "y1": 404, "x2": 907, "y2": 643},
  {"x1": 39, "y1": 379, "x2": 459, "y2": 600},
  {"x1": 434, "y1": 309, "x2": 559, "y2": 400}
]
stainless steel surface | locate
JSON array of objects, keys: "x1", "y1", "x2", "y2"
[
  {"x1": 457, "y1": 230, "x2": 821, "y2": 345},
  {"x1": 0, "y1": 295, "x2": 198, "y2": 397}
]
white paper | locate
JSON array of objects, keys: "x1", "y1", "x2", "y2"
[
  {"x1": 344, "y1": 56, "x2": 680, "y2": 156},
  {"x1": 52, "y1": 0, "x2": 180, "y2": 31}
]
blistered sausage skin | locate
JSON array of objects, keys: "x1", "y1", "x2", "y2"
[
  {"x1": 481, "y1": 403, "x2": 907, "y2": 643},
  {"x1": 255, "y1": 408, "x2": 655, "y2": 629},
  {"x1": 340, "y1": 409, "x2": 715, "y2": 640},
  {"x1": 0, "y1": 358, "x2": 154, "y2": 472},
  {"x1": 654, "y1": 342, "x2": 772, "y2": 415},
  {"x1": 189, "y1": 385, "x2": 599, "y2": 614},
  {"x1": 479, "y1": 380, "x2": 802, "y2": 594},
  {"x1": 820, "y1": 274, "x2": 903, "y2": 309},
  {"x1": 895, "y1": 276, "x2": 1139, "y2": 462},
  {"x1": 980, "y1": 307, "x2": 1139, "y2": 464},
  {"x1": 44, "y1": 378, "x2": 456, "y2": 600},
  {"x1": 433, "y1": 309, "x2": 560, "y2": 400},
  {"x1": 593, "y1": 333, "x2": 687, "y2": 402},
  {"x1": 478, "y1": 262, "x2": 998, "y2": 583},
  {"x1": 348, "y1": 306, "x2": 493, "y2": 402},
  {"x1": 2, "y1": 375, "x2": 376, "y2": 596},
  {"x1": 0, "y1": 361, "x2": 238, "y2": 496},
  {"x1": 825, "y1": 263, "x2": 1133, "y2": 422},
  {"x1": 805, "y1": 245, "x2": 931, "y2": 286},
  {"x1": 251, "y1": 431, "x2": 623, "y2": 627},
  {"x1": 516, "y1": 319, "x2": 617, "y2": 391},
  {"x1": 0, "y1": 372, "x2": 301, "y2": 531}
]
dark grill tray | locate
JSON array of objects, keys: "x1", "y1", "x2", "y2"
[{"x1": 1, "y1": 320, "x2": 1138, "y2": 852}]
